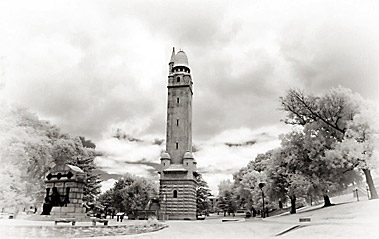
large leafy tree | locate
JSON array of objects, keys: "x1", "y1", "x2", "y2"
[
  {"x1": 1, "y1": 104, "x2": 57, "y2": 211},
  {"x1": 230, "y1": 87, "x2": 370, "y2": 215},
  {"x1": 0, "y1": 104, "x2": 102, "y2": 213},
  {"x1": 280, "y1": 129, "x2": 345, "y2": 207},
  {"x1": 233, "y1": 165, "x2": 267, "y2": 211},
  {"x1": 216, "y1": 179, "x2": 237, "y2": 216},
  {"x1": 232, "y1": 167, "x2": 253, "y2": 211},
  {"x1": 97, "y1": 188, "x2": 114, "y2": 210},
  {"x1": 280, "y1": 87, "x2": 378, "y2": 199},
  {"x1": 98, "y1": 173, "x2": 158, "y2": 214},
  {"x1": 246, "y1": 141, "x2": 314, "y2": 214},
  {"x1": 325, "y1": 102, "x2": 379, "y2": 199}
]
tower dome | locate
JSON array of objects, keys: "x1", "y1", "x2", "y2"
[
  {"x1": 183, "y1": 151, "x2": 194, "y2": 159},
  {"x1": 174, "y1": 50, "x2": 189, "y2": 67},
  {"x1": 160, "y1": 151, "x2": 171, "y2": 159}
]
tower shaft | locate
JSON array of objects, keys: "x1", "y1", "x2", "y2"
[{"x1": 166, "y1": 73, "x2": 193, "y2": 164}]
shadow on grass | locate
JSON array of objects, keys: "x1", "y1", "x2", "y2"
[{"x1": 290, "y1": 201, "x2": 356, "y2": 215}]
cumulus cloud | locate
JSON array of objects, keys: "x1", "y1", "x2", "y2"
[
  {"x1": 95, "y1": 158, "x2": 157, "y2": 177},
  {"x1": 0, "y1": 0, "x2": 169, "y2": 140},
  {"x1": 94, "y1": 136, "x2": 163, "y2": 192},
  {"x1": 194, "y1": 124, "x2": 291, "y2": 193},
  {"x1": 278, "y1": 8, "x2": 379, "y2": 97},
  {"x1": 94, "y1": 124, "x2": 289, "y2": 193},
  {"x1": 2, "y1": 0, "x2": 378, "y2": 140},
  {"x1": 95, "y1": 137, "x2": 163, "y2": 164},
  {"x1": 1, "y1": 0, "x2": 378, "y2": 193}
]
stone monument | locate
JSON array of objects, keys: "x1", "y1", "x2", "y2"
[{"x1": 42, "y1": 161, "x2": 87, "y2": 219}]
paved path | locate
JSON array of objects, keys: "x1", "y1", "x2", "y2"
[
  {"x1": 89, "y1": 197, "x2": 379, "y2": 239},
  {"x1": 1, "y1": 195, "x2": 378, "y2": 239},
  {"x1": 86, "y1": 216, "x2": 295, "y2": 239}
]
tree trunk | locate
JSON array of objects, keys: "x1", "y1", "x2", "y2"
[
  {"x1": 290, "y1": 195, "x2": 296, "y2": 214},
  {"x1": 323, "y1": 194, "x2": 332, "y2": 207},
  {"x1": 363, "y1": 168, "x2": 378, "y2": 199}
]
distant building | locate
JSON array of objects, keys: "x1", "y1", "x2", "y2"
[
  {"x1": 208, "y1": 196, "x2": 219, "y2": 212},
  {"x1": 158, "y1": 48, "x2": 197, "y2": 220}
]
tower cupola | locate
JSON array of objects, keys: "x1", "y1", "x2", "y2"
[
  {"x1": 183, "y1": 150, "x2": 196, "y2": 172},
  {"x1": 160, "y1": 151, "x2": 171, "y2": 169},
  {"x1": 173, "y1": 50, "x2": 190, "y2": 74},
  {"x1": 183, "y1": 151, "x2": 194, "y2": 159},
  {"x1": 160, "y1": 151, "x2": 171, "y2": 159},
  {"x1": 173, "y1": 51, "x2": 189, "y2": 67}
]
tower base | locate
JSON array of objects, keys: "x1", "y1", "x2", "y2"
[{"x1": 159, "y1": 178, "x2": 197, "y2": 220}]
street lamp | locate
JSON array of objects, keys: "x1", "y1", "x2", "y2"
[
  {"x1": 259, "y1": 182, "x2": 265, "y2": 218},
  {"x1": 354, "y1": 187, "x2": 359, "y2": 202},
  {"x1": 366, "y1": 186, "x2": 370, "y2": 200},
  {"x1": 163, "y1": 194, "x2": 167, "y2": 221}
]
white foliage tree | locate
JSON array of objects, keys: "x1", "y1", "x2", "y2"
[
  {"x1": 0, "y1": 103, "x2": 102, "y2": 213},
  {"x1": 325, "y1": 101, "x2": 379, "y2": 198},
  {"x1": 281, "y1": 86, "x2": 378, "y2": 199}
]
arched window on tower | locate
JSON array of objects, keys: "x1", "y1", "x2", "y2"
[
  {"x1": 173, "y1": 190, "x2": 178, "y2": 198},
  {"x1": 176, "y1": 142, "x2": 179, "y2": 149},
  {"x1": 177, "y1": 77, "x2": 180, "y2": 82}
]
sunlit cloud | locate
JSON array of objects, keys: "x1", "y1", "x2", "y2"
[
  {"x1": 194, "y1": 124, "x2": 290, "y2": 193},
  {"x1": 1, "y1": 0, "x2": 378, "y2": 194}
]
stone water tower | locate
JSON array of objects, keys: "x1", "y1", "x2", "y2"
[{"x1": 158, "y1": 48, "x2": 198, "y2": 220}]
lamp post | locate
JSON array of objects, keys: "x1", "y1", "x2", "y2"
[
  {"x1": 366, "y1": 186, "x2": 370, "y2": 200},
  {"x1": 163, "y1": 194, "x2": 167, "y2": 221},
  {"x1": 259, "y1": 183, "x2": 265, "y2": 218},
  {"x1": 354, "y1": 187, "x2": 359, "y2": 202}
]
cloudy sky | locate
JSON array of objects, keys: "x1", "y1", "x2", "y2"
[{"x1": 1, "y1": 0, "x2": 379, "y2": 194}]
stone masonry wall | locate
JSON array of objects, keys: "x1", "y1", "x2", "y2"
[
  {"x1": 159, "y1": 179, "x2": 196, "y2": 220},
  {"x1": 46, "y1": 180, "x2": 86, "y2": 219}
]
